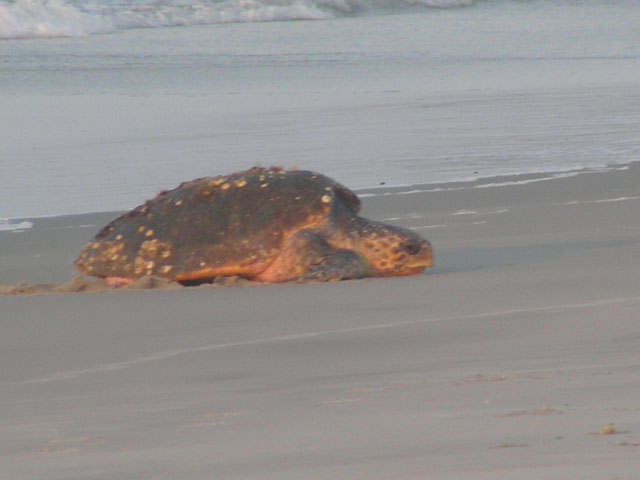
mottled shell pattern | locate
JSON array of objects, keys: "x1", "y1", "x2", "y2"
[
  {"x1": 75, "y1": 167, "x2": 433, "y2": 284},
  {"x1": 75, "y1": 167, "x2": 362, "y2": 282}
]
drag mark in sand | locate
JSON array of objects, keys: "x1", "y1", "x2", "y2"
[{"x1": 12, "y1": 295, "x2": 640, "y2": 386}]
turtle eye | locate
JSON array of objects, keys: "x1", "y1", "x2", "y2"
[{"x1": 401, "y1": 241, "x2": 421, "y2": 255}]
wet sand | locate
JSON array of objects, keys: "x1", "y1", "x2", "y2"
[{"x1": 2, "y1": 163, "x2": 640, "y2": 479}]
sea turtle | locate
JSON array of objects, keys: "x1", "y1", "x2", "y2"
[{"x1": 74, "y1": 167, "x2": 433, "y2": 285}]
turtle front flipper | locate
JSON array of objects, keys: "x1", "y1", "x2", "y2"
[
  {"x1": 254, "y1": 229, "x2": 371, "y2": 283},
  {"x1": 286, "y1": 249, "x2": 371, "y2": 283}
]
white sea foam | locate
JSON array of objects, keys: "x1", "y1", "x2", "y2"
[
  {"x1": 563, "y1": 196, "x2": 640, "y2": 205},
  {"x1": 358, "y1": 165, "x2": 633, "y2": 200},
  {"x1": 0, "y1": 0, "x2": 112, "y2": 38},
  {"x1": 359, "y1": 172, "x2": 580, "y2": 199},
  {"x1": 414, "y1": 224, "x2": 447, "y2": 230},
  {"x1": 0, "y1": 219, "x2": 33, "y2": 232},
  {"x1": 0, "y1": 0, "x2": 473, "y2": 39},
  {"x1": 452, "y1": 209, "x2": 478, "y2": 216}
]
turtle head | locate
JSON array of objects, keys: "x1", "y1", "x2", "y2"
[{"x1": 349, "y1": 218, "x2": 433, "y2": 277}]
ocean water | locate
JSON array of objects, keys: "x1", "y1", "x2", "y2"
[{"x1": 1, "y1": 0, "x2": 640, "y2": 219}]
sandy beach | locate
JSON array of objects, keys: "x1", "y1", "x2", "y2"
[{"x1": 2, "y1": 162, "x2": 640, "y2": 478}]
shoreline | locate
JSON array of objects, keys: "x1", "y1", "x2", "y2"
[
  {"x1": 2, "y1": 161, "x2": 633, "y2": 225},
  {"x1": 1, "y1": 160, "x2": 638, "y2": 293}
]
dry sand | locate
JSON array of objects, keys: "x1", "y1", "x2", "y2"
[{"x1": 2, "y1": 163, "x2": 640, "y2": 479}]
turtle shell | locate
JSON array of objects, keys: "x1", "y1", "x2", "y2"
[{"x1": 74, "y1": 167, "x2": 360, "y2": 282}]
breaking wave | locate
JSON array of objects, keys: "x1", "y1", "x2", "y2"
[{"x1": 0, "y1": 0, "x2": 474, "y2": 39}]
